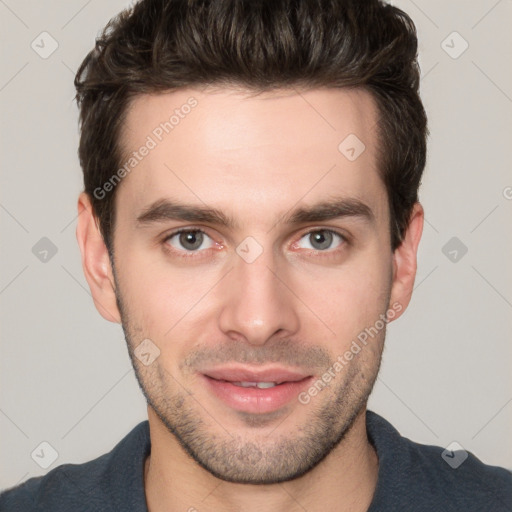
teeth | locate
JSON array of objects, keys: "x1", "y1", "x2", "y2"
[
  {"x1": 232, "y1": 381, "x2": 258, "y2": 387},
  {"x1": 231, "y1": 381, "x2": 278, "y2": 388},
  {"x1": 256, "y1": 382, "x2": 277, "y2": 389}
]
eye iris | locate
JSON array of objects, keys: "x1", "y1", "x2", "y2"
[
  {"x1": 179, "y1": 231, "x2": 203, "y2": 250},
  {"x1": 310, "y1": 230, "x2": 333, "y2": 250}
]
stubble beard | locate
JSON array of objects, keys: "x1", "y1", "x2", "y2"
[{"x1": 113, "y1": 270, "x2": 386, "y2": 484}]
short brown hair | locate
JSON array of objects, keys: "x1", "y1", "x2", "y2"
[{"x1": 75, "y1": 0, "x2": 427, "y2": 253}]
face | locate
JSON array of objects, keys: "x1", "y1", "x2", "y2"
[{"x1": 83, "y1": 86, "x2": 419, "y2": 484}]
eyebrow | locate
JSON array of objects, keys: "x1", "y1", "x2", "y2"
[{"x1": 136, "y1": 196, "x2": 375, "y2": 229}]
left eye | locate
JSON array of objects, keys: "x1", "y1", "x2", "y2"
[
  {"x1": 166, "y1": 230, "x2": 214, "y2": 252},
  {"x1": 296, "y1": 230, "x2": 345, "y2": 251}
]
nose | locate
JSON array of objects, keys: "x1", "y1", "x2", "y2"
[{"x1": 217, "y1": 245, "x2": 301, "y2": 346}]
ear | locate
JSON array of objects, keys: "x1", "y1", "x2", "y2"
[
  {"x1": 76, "y1": 192, "x2": 121, "y2": 323},
  {"x1": 388, "y1": 202, "x2": 424, "y2": 322}
]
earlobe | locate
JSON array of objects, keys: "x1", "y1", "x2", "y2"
[
  {"x1": 388, "y1": 202, "x2": 424, "y2": 321},
  {"x1": 76, "y1": 192, "x2": 121, "y2": 323}
]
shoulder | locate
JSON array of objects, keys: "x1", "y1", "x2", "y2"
[
  {"x1": 0, "y1": 420, "x2": 150, "y2": 512},
  {"x1": 0, "y1": 452, "x2": 113, "y2": 512},
  {"x1": 405, "y1": 437, "x2": 511, "y2": 510},
  {"x1": 366, "y1": 411, "x2": 512, "y2": 511}
]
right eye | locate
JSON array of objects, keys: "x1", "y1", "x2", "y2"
[{"x1": 164, "y1": 229, "x2": 215, "y2": 253}]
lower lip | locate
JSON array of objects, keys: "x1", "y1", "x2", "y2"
[{"x1": 201, "y1": 375, "x2": 313, "y2": 414}]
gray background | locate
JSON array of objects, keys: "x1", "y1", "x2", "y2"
[{"x1": 1, "y1": 0, "x2": 511, "y2": 490}]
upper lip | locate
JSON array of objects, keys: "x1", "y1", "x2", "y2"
[{"x1": 201, "y1": 366, "x2": 311, "y2": 384}]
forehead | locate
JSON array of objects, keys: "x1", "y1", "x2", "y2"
[{"x1": 116, "y1": 86, "x2": 386, "y2": 226}]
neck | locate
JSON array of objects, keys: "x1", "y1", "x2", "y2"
[{"x1": 144, "y1": 407, "x2": 379, "y2": 512}]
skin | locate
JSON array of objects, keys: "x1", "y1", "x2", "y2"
[{"x1": 76, "y1": 86, "x2": 423, "y2": 512}]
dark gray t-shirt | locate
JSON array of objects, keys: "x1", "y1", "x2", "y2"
[{"x1": 1, "y1": 411, "x2": 510, "y2": 511}]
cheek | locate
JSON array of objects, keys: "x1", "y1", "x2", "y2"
[
  {"x1": 298, "y1": 252, "x2": 392, "y2": 340},
  {"x1": 117, "y1": 252, "x2": 221, "y2": 336}
]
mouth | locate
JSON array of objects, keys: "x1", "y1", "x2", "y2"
[{"x1": 200, "y1": 366, "x2": 314, "y2": 415}]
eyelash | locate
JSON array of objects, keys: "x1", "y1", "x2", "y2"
[{"x1": 162, "y1": 227, "x2": 349, "y2": 259}]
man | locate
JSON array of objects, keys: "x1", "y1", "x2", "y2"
[{"x1": 1, "y1": 0, "x2": 510, "y2": 510}]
